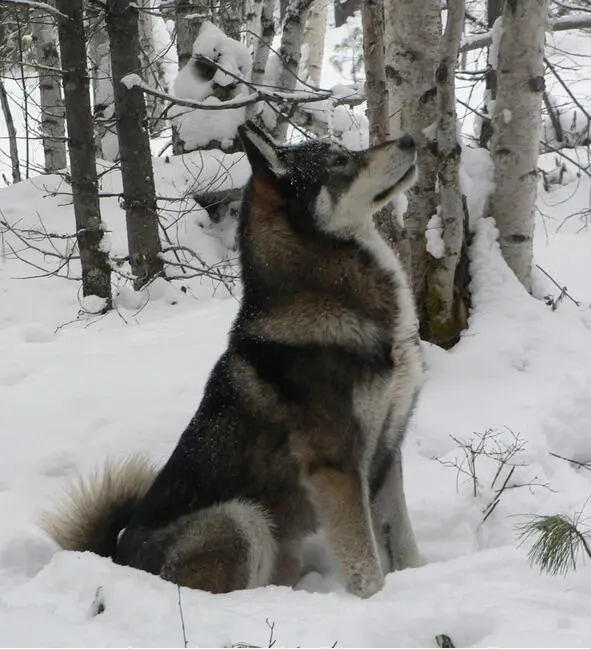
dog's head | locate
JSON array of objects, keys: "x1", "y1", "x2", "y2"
[{"x1": 238, "y1": 121, "x2": 417, "y2": 238}]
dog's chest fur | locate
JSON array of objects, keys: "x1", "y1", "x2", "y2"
[{"x1": 349, "y1": 226, "x2": 423, "y2": 467}]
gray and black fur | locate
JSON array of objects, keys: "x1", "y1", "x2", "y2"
[{"x1": 42, "y1": 123, "x2": 424, "y2": 598}]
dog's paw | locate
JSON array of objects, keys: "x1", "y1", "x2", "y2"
[{"x1": 346, "y1": 565, "x2": 385, "y2": 599}]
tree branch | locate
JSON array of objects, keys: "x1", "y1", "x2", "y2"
[{"x1": 459, "y1": 12, "x2": 591, "y2": 53}]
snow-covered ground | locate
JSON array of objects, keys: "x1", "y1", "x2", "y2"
[
  {"x1": 1, "y1": 11, "x2": 591, "y2": 649},
  {"x1": 1, "y1": 147, "x2": 591, "y2": 646}
]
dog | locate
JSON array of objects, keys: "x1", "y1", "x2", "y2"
[{"x1": 42, "y1": 122, "x2": 423, "y2": 599}]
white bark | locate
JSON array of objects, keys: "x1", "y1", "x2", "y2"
[
  {"x1": 489, "y1": 0, "x2": 549, "y2": 291},
  {"x1": 427, "y1": 0, "x2": 466, "y2": 347},
  {"x1": 137, "y1": 0, "x2": 168, "y2": 134},
  {"x1": 250, "y1": 0, "x2": 276, "y2": 87},
  {"x1": 301, "y1": 0, "x2": 327, "y2": 86},
  {"x1": 245, "y1": 0, "x2": 264, "y2": 55},
  {"x1": 88, "y1": 10, "x2": 116, "y2": 160},
  {"x1": 31, "y1": 11, "x2": 67, "y2": 173},
  {"x1": 385, "y1": 0, "x2": 441, "y2": 322},
  {"x1": 362, "y1": 0, "x2": 411, "y2": 274},
  {"x1": 272, "y1": 0, "x2": 314, "y2": 140}
]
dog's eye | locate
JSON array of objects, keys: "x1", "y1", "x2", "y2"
[{"x1": 332, "y1": 154, "x2": 349, "y2": 168}]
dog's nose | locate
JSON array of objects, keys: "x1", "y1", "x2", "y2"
[{"x1": 396, "y1": 133, "x2": 415, "y2": 151}]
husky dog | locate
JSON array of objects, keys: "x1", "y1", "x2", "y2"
[{"x1": 42, "y1": 123, "x2": 423, "y2": 599}]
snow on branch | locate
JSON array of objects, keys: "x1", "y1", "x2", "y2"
[
  {"x1": 459, "y1": 12, "x2": 591, "y2": 53},
  {"x1": 0, "y1": 0, "x2": 67, "y2": 17}
]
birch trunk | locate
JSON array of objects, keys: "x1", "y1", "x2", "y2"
[
  {"x1": 479, "y1": 0, "x2": 502, "y2": 148},
  {"x1": 87, "y1": 9, "x2": 115, "y2": 160},
  {"x1": 106, "y1": 0, "x2": 164, "y2": 290},
  {"x1": 302, "y1": 0, "x2": 327, "y2": 86},
  {"x1": 218, "y1": 0, "x2": 245, "y2": 40},
  {"x1": 426, "y1": 0, "x2": 468, "y2": 348},
  {"x1": 489, "y1": 0, "x2": 549, "y2": 291},
  {"x1": 362, "y1": 0, "x2": 411, "y2": 275},
  {"x1": 173, "y1": 0, "x2": 210, "y2": 153},
  {"x1": 138, "y1": 0, "x2": 168, "y2": 135},
  {"x1": 0, "y1": 78, "x2": 21, "y2": 183},
  {"x1": 385, "y1": 0, "x2": 441, "y2": 332},
  {"x1": 55, "y1": 0, "x2": 112, "y2": 308},
  {"x1": 245, "y1": 0, "x2": 264, "y2": 55},
  {"x1": 362, "y1": 0, "x2": 388, "y2": 145},
  {"x1": 31, "y1": 11, "x2": 67, "y2": 173},
  {"x1": 272, "y1": 0, "x2": 313, "y2": 140},
  {"x1": 250, "y1": 0, "x2": 276, "y2": 87}
]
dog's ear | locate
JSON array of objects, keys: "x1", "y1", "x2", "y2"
[{"x1": 238, "y1": 121, "x2": 285, "y2": 178}]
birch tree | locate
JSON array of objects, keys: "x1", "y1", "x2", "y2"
[
  {"x1": 479, "y1": 0, "x2": 503, "y2": 148},
  {"x1": 87, "y1": 9, "x2": 115, "y2": 160},
  {"x1": 425, "y1": 0, "x2": 468, "y2": 347},
  {"x1": 250, "y1": 0, "x2": 276, "y2": 87},
  {"x1": 488, "y1": 0, "x2": 550, "y2": 291},
  {"x1": 137, "y1": 0, "x2": 168, "y2": 135},
  {"x1": 272, "y1": 0, "x2": 314, "y2": 140},
  {"x1": 362, "y1": 0, "x2": 411, "y2": 274},
  {"x1": 55, "y1": 0, "x2": 112, "y2": 308},
  {"x1": 385, "y1": 0, "x2": 441, "y2": 331},
  {"x1": 302, "y1": 0, "x2": 328, "y2": 86},
  {"x1": 218, "y1": 0, "x2": 245, "y2": 40},
  {"x1": 106, "y1": 0, "x2": 163, "y2": 290},
  {"x1": 31, "y1": 11, "x2": 66, "y2": 173}
]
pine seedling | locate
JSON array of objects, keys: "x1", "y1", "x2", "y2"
[{"x1": 517, "y1": 512, "x2": 591, "y2": 576}]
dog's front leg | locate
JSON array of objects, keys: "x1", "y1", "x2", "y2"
[
  {"x1": 303, "y1": 465, "x2": 384, "y2": 598},
  {"x1": 371, "y1": 447, "x2": 422, "y2": 572}
]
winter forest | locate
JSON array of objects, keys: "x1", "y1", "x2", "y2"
[{"x1": 1, "y1": 0, "x2": 591, "y2": 645}]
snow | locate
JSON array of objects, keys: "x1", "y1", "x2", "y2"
[
  {"x1": 1, "y1": 136, "x2": 591, "y2": 645},
  {"x1": 1, "y1": 6, "x2": 591, "y2": 647},
  {"x1": 171, "y1": 22, "x2": 252, "y2": 151},
  {"x1": 426, "y1": 212, "x2": 444, "y2": 259},
  {"x1": 121, "y1": 73, "x2": 142, "y2": 90}
]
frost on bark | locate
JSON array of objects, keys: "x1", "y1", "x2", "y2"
[
  {"x1": 55, "y1": 0, "x2": 112, "y2": 308},
  {"x1": 31, "y1": 11, "x2": 67, "y2": 173},
  {"x1": 272, "y1": 0, "x2": 314, "y2": 141},
  {"x1": 385, "y1": 0, "x2": 441, "y2": 334},
  {"x1": 425, "y1": 0, "x2": 469, "y2": 348},
  {"x1": 488, "y1": 0, "x2": 549, "y2": 291},
  {"x1": 137, "y1": 0, "x2": 168, "y2": 135},
  {"x1": 87, "y1": 8, "x2": 115, "y2": 160},
  {"x1": 106, "y1": 0, "x2": 163, "y2": 290},
  {"x1": 301, "y1": 0, "x2": 328, "y2": 86}
]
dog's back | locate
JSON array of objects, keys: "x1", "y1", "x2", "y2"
[{"x1": 42, "y1": 123, "x2": 423, "y2": 598}]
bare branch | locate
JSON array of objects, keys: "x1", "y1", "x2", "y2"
[
  {"x1": 459, "y1": 12, "x2": 591, "y2": 53},
  {"x1": 0, "y1": 0, "x2": 67, "y2": 17}
]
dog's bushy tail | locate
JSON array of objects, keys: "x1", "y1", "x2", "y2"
[{"x1": 40, "y1": 456, "x2": 157, "y2": 558}]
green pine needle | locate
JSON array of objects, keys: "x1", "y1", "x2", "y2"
[{"x1": 517, "y1": 513, "x2": 591, "y2": 576}]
